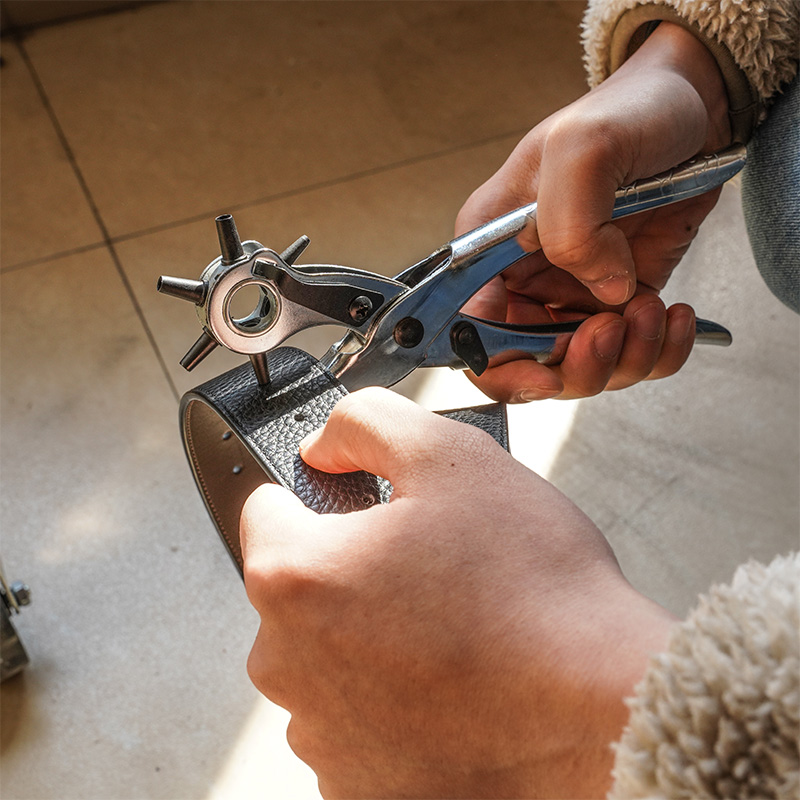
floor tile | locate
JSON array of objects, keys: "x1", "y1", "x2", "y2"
[
  {"x1": 0, "y1": 40, "x2": 103, "y2": 267},
  {"x1": 0, "y1": 248, "x2": 318, "y2": 799},
  {"x1": 19, "y1": 1, "x2": 587, "y2": 237}
]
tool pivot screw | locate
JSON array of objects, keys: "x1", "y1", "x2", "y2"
[
  {"x1": 393, "y1": 317, "x2": 425, "y2": 348},
  {"x1": 348, "y1": 296, "x2": 373, "y2": 324},
  {"x1": 457, "y1": 326, "x2": 477, "y2": 345}
]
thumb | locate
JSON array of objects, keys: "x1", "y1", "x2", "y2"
[
  {"x1": 536, "y1": 145, "x2": 636, "y2": 306},
  {"x1": 298, "y1": 388, "x2": 458, "y2": 490}
]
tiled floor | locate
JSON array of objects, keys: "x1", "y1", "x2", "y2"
[{"x1": 1, "y1": 2, "x2": 797, "y2": 799}]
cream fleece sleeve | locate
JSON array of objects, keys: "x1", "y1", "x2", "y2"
[
  {"x1": 582, "y1": 0, "x2": 800, "y2": 142},
  {"x1": 610, "y1": 552, "x2": 800, "y2": 799}
]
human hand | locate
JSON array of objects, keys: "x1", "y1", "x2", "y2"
[
  {"x1": 241, "y1": 389, "x2": 676, "y2": 799},
  {"x1": 456, "y1": 22, "x2": 732, "y2": 401}
]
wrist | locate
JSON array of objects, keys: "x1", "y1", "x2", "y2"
[
  {"x1": 497, "y1": 571, "x2": 677, "y2": 799},
  {"x1": 594, "y1": 586, "x2": 678, "y2": 722},
  {"x1": 616, "y1": 21, "x2": 732, "y2": 152},
  {"x1": 548, "y1": 580, "x2": 678, "y2": 798}
]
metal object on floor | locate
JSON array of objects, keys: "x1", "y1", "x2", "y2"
[{"x1": 1, "y1": 557, "x2": 31, "y2": 682}]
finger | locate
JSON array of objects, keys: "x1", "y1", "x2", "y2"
[
  {"x1": 468, "y1": 313, "x2": 627, "y2": 402},
  {"x1": 454, "y1": 137, "x2": 542, "y2": 238},
  {"x1": 240, "y1": 482, "x2": 319, "y2": 568},
  {"x1": 647, "y1": 303, "x2": 696, "y2": 380},
  {"x1": 549, "y1": 313, "x2": 627, "y2": 400},
  {"x1": 299, "y1": 388, "x2": 476, "y2": 489},
  {"x1": 455, "y1": 176, "x2": 524, "y2": 238},
  {"x1": 460, "y1": 275, "x2": 508, "y2": 320},
  {"x1": 604, "y1": 295, "x2": 668, "y2": 391},
  {"x1": 536, "y1": 128, "x2": 636, "y2": 306},
  {"x1": 468, "y1": 360, "x2": 564, "y2": 403}
]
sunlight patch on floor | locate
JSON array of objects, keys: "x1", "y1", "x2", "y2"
[
  {"x1": 409, "y1": 367, "x2": 581, "y2": 479},
  {"x1": 207, "y1": 697, "x2": 320, "y2": 800}
]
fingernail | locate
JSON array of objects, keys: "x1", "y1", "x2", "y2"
[
  {"x1": 517, "y1": 387, "x2": 560, "y2": 402},
  {"x1": 668, "y1": 311, "x2": 694, "y2": 346},
  {"x1": 633, "y1": 303, "x2": 665, "y2": 341},
  {"x1": 298, "y1": 428, "x2": 322, "y2": 452},
  {"x1": 592, "y1": 320, "x2": 626, "y2": 360},
  {"x1": 594, "y1": 275, "x2": 633, "y2": 306}
]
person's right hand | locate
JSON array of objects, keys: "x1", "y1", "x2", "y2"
[{"x1": 455, "y1": 21, "x2": 733, "y2": 402}]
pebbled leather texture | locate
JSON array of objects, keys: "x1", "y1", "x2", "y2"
[{"x1": 180, "y1": 347, "x2": 509, "y2": 575}]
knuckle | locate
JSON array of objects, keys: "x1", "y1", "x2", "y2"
[
  {"x1": 246, "y1": 641, "x2": 293, "y2": 708},
  {"x1": 243, "y1": 554, "x2": 321, "y2": 611},
  {"x1": 241, "y1": 555, "x2": 273, "y2": 601},
  {"x1": 330, "y1": 387, "x2": 389, "y2": 432},
  {"x1": 543, "y1": 114, "x2": 617, "y2": 184},
  {"x1": 546, "y1": 111, "x2": 622, "y2": 163},
  {"x1": 540, "y1": 224, "x2": 603, "y2": 271},
  {"x1": 245, "y1": 642, "x2": 268, "y2": 688},
  {"x1": 285, "y1": 721, "x2": 344, "y2": 789},
  {"x1": 575, "y1": 382, "x2": 606, "y2": 399},
  {"x1": 456, "y1": 130, "x2": 545, "y2": 236},
  {"x1": 650, "y1": 355, "x2": 686, "y2": 380},
  {"x1": 607, "y1": 370, "x2": 645, "y2": 392},
  {"x1": 330, "y1": 390, "x2": 389, "y2": 452},
  {"x1": 286, "y1": 719, "x2": 322, "y2": 763},
  {"x1": 240, "y1": 486, "x2": 266, "y2": 533},
  {"x1": 455, "y1": 185, "x2": 490, "y2": 234},
  {"x1": 266, "y1": 562, "x2": 317, "y2": 603},
  {"x1": 456, "y1": 419, "x2": 498, "y2": 453},
  {"x1": 339, "y1": 385, "x2": 388, "y2": 409},
  {"x1": 564, "y1": 369, "x2": 613, "y2": 399}
]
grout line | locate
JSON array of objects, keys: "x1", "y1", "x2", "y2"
[
  {"x1": 108, "y1": 128, "x2": 529, "y2": 245},
  {"x1": 2, "y1": 126, "x2": 527, "y2": 273},
  {"x1": 13, "y1": 38, "x2": 180, "y2": 403},
  {"x1": 0, "y1": 240, "x2": 108, "y2": 274},
  {"x1": 0, "y1": 2, "x2": 158, "y2": 38}
]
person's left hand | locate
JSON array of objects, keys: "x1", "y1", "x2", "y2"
[{"x1": 240, "y1": 389, "x2": 676, "y2": 799}]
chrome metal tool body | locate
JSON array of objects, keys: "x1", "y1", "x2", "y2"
[{"x1": 159, "y1": 146, "x2": 746, "y2": 389}]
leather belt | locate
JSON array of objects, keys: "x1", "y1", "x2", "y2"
[{"x1": 180, "y1": 347, "x2": 509, "y2": 574}]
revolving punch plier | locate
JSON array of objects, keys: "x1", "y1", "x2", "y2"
[{"x1": 158, "y1": 146, "x2": 746, "y2": 392}]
